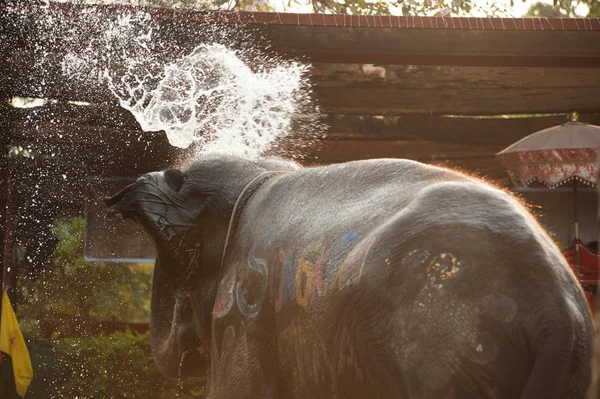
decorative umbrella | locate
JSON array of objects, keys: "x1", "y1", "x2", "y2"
[{"x1": 496, "y1": 119, "x2": 600, "y2": 279}]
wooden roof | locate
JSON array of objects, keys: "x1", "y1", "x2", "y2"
[
  {"x1": 2, "y1": 3, "x2": 600, "y2": 109},
  {"x1": 1, "y1": 3, "x2": 599, "y2": 179},
  {"x1": 1, "y1": 3, "x2": 599, "y2": 263}
]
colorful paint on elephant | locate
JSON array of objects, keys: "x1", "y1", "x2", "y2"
[
  {"x1": 236, "y1": 247, "x2": 269, "y2": 318},
  {"x1": 213, "y1": 270, "x2": 236, "y2": 319},
  {"x1": 333, "y1": 236, "x2": 375, "y2": 288},
  {"x1": 427, "y1": 253, "x2": 460, "y2": 282},
  {"x1": 213, "y1": 233, "x2": 375, "y2": 319},
  {"x1": 281, "y1": 318, "x2": 304, "y2": 340},
  {"x1": 274, "y1": 233, "x2": 375, "y2": 311}
]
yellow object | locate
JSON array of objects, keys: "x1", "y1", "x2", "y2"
[{"x1": 0, "y1": 291, "x2": 33, "y2": 397}]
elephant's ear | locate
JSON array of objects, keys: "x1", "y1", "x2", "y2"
[{"x1": 164, "y1": 169, "x2": 185, "y2": 192}]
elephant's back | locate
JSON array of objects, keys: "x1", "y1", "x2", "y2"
[
  {"x1": 241, "y1": 159, "x2": 593, "y2": 397},
  {"x1": 250, "y1": 158, "x2": 474, "y2": 239},
  {"x1": 338, "y1": 183, "x2": 593, "y2": 397}
]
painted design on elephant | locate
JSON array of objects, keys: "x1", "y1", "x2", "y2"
[
  {"x1": 213, "y1": 270, "x2": 236, "y2": 318},
  {"x1": 273, "y1": 251, "x2": 299, "y2": 313},
  {"x1": 334, "y1": 237, "x2": 375, "y2": 287},
  {"x1": 273, "y1": 234, "x2": 355, "y2": 311},
  {"x1": 236, "y1": 247, "x2": 269, "y2": 318},
  {"x1": 274, "y1": 233, "x2": 369, "y2": 311},
  {"x1": 323, "y1": 233, "x2": 357, "y2": 291},
  {"x1": 427, "y1": 253, "x2": 460, "y2": 282},
  {"x1": 216, "y1": 233, "x2": 374, "y2": 318},
  {"x1": 295, "y1": 240, "x2": 327, "y2": 308},
  {"x1": 281, "y1": 318, "x2": 303, "y2": 340}
]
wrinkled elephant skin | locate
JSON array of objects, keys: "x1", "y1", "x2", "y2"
[{"x1": 106, "y1": 156, "x2": 593, "y2": 399}]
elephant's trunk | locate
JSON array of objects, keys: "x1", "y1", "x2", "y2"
[{"x1": 150, "y1": 259, "x2": 206, "y2": 379}]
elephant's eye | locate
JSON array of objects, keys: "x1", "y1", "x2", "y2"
[{"x1": 164, "y1": 169, "x2": 185, "y2": 192}]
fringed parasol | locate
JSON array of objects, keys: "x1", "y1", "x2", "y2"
[
  {"x1": 496, "y1": 118, "x2": 600, "y2": 289},
  {"x1": 496, "y1": 121, "x2": 600, "y2": 189}
]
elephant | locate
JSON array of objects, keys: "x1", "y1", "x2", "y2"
[{"x1": 105, "y1": 155, "x2": 593, "y2": 398}]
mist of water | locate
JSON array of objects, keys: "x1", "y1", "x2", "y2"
[
  {"x1": 119, "y1": 43, "x2": 312, "y2": 156},
  {"x1": 61, "y1": 10, "x2": 322, "y2": 159},
  {"x1": 4, "y1": 5, "x2": 323, "y2": 396}
]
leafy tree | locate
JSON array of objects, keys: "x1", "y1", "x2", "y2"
[
  {"x1": 553, "y1": 0, "x2": 599, "y2": 16},
  {"x1": 525, "y1": 1, "x2": 564, "y2": 16},
  {"x1": 526, "y1": 0, "x2": 599, "y2": 16},
  {"x1": 17, "y1": 217, "x2": 153, "y2": 338}
]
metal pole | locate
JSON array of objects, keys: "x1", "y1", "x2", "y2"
[
  {"x1": 0, "y1": 160, "x2": 6, "y2": 324},
  {"x1": 574, "y1": 181, "x2": 581, "y2": 275},
  {"x1": 2, "y1": 174, "x2": 16, "y2": 306}
]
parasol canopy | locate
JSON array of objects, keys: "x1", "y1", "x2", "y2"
[
  {"x1": 496, "y1": 121, "x2": 600, "y2": 189},
  {"x1": 496, "y1": 120, "x2": 600, "y2": 298}
]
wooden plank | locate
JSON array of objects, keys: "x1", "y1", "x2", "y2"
[
  {"x1": 6, "y1": 103, "x2": 149, "y2": 136},
  {"x1": 311, "y1": 64, "x2": 600, "y2": 89},
  {"x1": 2, "y1": 6, "x2": 600, "y2": 108},
  {"x1": 262, "y1": 25, "x2": 600, "y2": 67},
  {"x1": 6, "y1": 82, "x2": 598, "y2": 116},
  {"x1": 311, "y1": 64, "x2": 600, "y2": 114},
  {"x1": 270, "y1": 24, "x2": 600, "y2": 57},
  {"x1": 323, "y1": 114, "x2": 600, "y2": 145},
  {"x1": 296, "y1": 52, "x2": 600, "y2": 68},
  {"x1": 7, "y1": 103, "x2": 600, "y2": 152},
  {"x1": 315, "y1": 86, "x2": 600, "y2": 115},
  {"x1": 8, "y1": 4, "x2": 600, "y2": 32}
]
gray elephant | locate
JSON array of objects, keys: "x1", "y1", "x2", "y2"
[{"x1": 105, "y1": 155, "x2": 593, "y2": 398}]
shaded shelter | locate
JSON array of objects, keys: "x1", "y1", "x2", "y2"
[{"x1": 0, "y1": 2, "x2": 599, "y2": 294}]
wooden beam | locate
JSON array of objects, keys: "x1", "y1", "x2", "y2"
[
  {"x1": 261, "y1": 25, "x2": 600, "y2": 67},
  {"x1": 309, "y1": 64, "x2": 600, "y2": 115},
  {"x1": 315, "y1": 86, "x2": 600, "y2": 115},
  {"x1": 2, "y1": 175, "x2": 17, "y2": 303},
  {"x1": 311, "y1": 64, "x2": 600, "y2": 89},
  {"x1": 323, "y1": 114, "x2": 600, "y2": 145},
  {"x1": 0, "y1": 102, "x2": 10, "y2": 299},
  {"x1": 8, "y1": 105, "x2": 600, "y2": 156},
  {"x1": 2, "y1": 5, "x2": 600, "y2": 114},
  {"x1": 5, "y1": 102, "x2": 142, "y2": 131},
  {"x1": 0, "y1": 157, "x2": 6, "y2": 301}
]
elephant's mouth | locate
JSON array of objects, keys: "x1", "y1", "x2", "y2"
[
  {"x1": 105, "y1": 183, "x2": 142, "y2": 222},
  {"x1": 105, "y1": 187, "x2": 203, "y2": 296}
]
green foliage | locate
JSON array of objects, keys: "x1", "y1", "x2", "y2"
[
  {"x1": 553, "y1": 0, "x2": 600, "y2": 16},
  {"x1": 15, "y1": 219, "x2": 205, "y2": 398},
  {"x1": 18, "y1": 217, "x2": 153, "y2": 338},
  {"x1": 33, "y1": 330, "x2": 205, "y2": 399},
  {"x1": 525, "y1": 0, "x2": 599, "y2": 16},
  {"x1": 525, "y1": 1, "x2": 564, "y2": 16}
]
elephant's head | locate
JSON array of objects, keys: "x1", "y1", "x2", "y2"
[
  {"x1": 105, "y1": 168, "x2": 208, "y2": 291},
  {"x1": 105, "y1": 155, "x2": 299, "y2": 378},
  {"x1": 106, "y1": 167, "x2": 213, "y2": 378}
]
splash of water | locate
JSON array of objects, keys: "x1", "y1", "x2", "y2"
[
  {"x1": 61, "y1": 11, "x2": 321, "y2": 159},
  {"x1": 117, "y1": 43, "x2": 312, "y2": 156}
]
